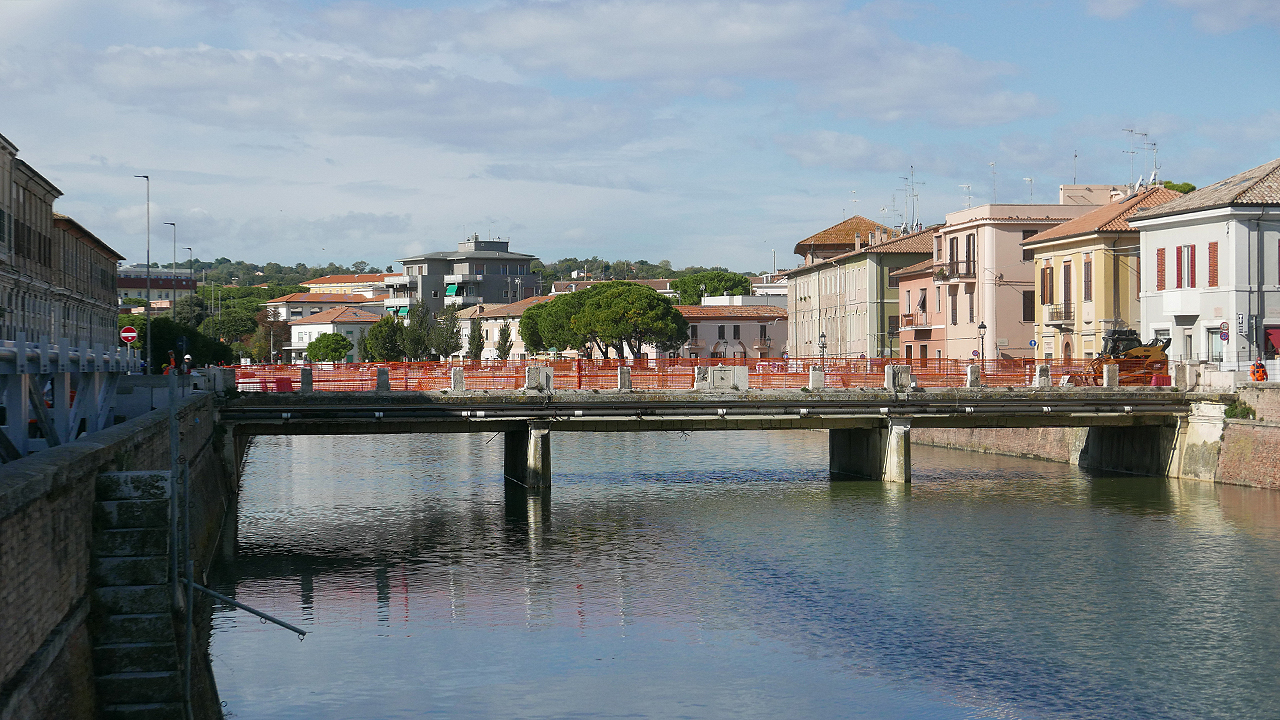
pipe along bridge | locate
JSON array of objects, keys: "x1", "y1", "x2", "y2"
[{"x1": 220, "y1": 387, "x2": 1220, "y2": 485}]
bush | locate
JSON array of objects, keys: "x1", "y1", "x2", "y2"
[{"x1": 1225, "y1": 400, "x2": 1256, "y2": 419}]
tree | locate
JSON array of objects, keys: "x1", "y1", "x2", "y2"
[
  {"x1": 248, "y1": 309, "x2": 290, "y2": 363},
  {"x1": 496, "y1": 322, "x2": 514, "y2": 360},
  {"x1": 521, "y1": 291, "x2": 590, "y2": 354},
  {"x1": 466, "y1": 317, "x2": 485, "y2": 361},
  {"x1": 670, "y1": 271, "x2": 752, "y2": 305},
  {"x1": 401, "y1": 303, "x2": 435, "y2": 360},
  {"x1": 1162, "y1": 181, "x2": 1196, "y2": 194},
  {"x1": 352, "y1": 260, "x2": 370, "y2": 274},
  {"x1": 173, "y1": 295, "x2": 208, "y2": 327},
  {"x1": 306, "y1": 332, "x2": 353, "y2": 362},
  {"x1": 364, "y1": 315, "x2": 405, "y2": 361},
  {"x1": 430, "y1": 307, "x2": 463, "y2": 358},
  {"x1": 576, "y1": 281, "x2": 688, "y2": 357},
  {"x1": 200, "y1": 307, "x2": 257, "y2": 344},
  {"x1": 136, "y1": 316, "x2": 235, "y2": 370}
]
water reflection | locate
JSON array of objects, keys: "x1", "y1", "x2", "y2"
[{"x1": 210, "y1": 433, "x2": 1280, "y2": 720}]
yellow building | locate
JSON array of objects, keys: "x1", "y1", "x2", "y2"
[{"x1": 1023, "y1": 185, "x2": 1181, "y2": 359}]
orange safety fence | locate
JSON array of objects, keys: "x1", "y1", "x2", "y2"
[{"x1": 233, "y1": 357, "x2": 1170, "y2": 392}]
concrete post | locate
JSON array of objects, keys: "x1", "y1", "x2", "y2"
[
  {"x1": 966, "y1": 364, "x2": 981, "y2": 388},
  {"x1": 299, "y1": 367, "x2": 313, "y2": 393},
  {"x1": 617, "y1": 366, "x2": 632, "y2": 390},
  {"x1": 375, "y1": 367, "x2": 390, "y2": 391},
  {"x1": 1034, "y1": 364, "x2": 1051, "y2": 388},
  {"x1": 526, "y1": 421, "x2": 552, "y2": 490},
  {"x1": 1102, "y1": 363, "x2": 1119, "y2": 387},
  {"x1": 885, "y1": 364, "x2": 912, "y2": 392},
  {"x1": 808, "y1": 367, "x2": 825, "y2": 390},
  {"x1": 451, "y1": 367, "x2": 465, "y2": 392},
  {"x1": 525, "y1": 366, "x2": 553, "y2": 391}
]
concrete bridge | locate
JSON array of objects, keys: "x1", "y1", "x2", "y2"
[{"x1": 220, "y1": 386, "x2": 1229, "y2": 486}]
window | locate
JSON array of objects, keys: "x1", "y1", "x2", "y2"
[
  {"x1": 905, "y1": 345, "x2": 913, "y2": 360},
  {"x1": 887, "y1": 267, "x2": 900, "y2": 288},
  {"x1": 935, "y1": 287, "x2": 942, "y2": 313},
  {"x1": 887, "y1": 315, "x2": 900, "y2": 337},
  {"x1": 1177, "y1": 245, "x2": 1196, "y2": 288},
  {"x1": 1083, "y1": 253, "x2": 1093, "y2": 302},
  {"x1": 732, "y1": 325, "x2": 740, "y2": 340},
  {"x1": 1041, "y1": 265, "x2": 1054, "y2": 305},
  {"x1": 949, "y1": 289, "x2": 958, "y2": 326},
  {"x1": 1023, "y1": 291, "x2": 1035, "y2": 321},
  {"x1": 475, "y1": 264, "x2": 484, "y2": 275},
  {"x1": 905, "y1": 290, "x2": 911, "y2": 310},
  {"x1": 1062, "y1": 262, "x2": 1072, "y2": 306},
  {"x1": 690, "y1": 325, "x2": 698, "y2": 340},
  {"x1": 432, "y1": 290, "x2": 439, "y2": 298},
  {"x1": 717, "y1": 325, "x2": 726, "y2": 340},
  {"x1": 1022, "y1": 230, "x2": 1037, "y2": 261},
  {"x1": 967, "y1": 288, "x2": 974, "y2": 324},
  {"x1": 1208, "y1": 242, "x2": 1219, "y2": 287},
  {"x1": 920, "y1": 344, "x2": 927, "y2": 360},
  {"x1": 965, "y1": 234, "x2": 976, "y2": 274},
  {"x1": 759, "y1": 324, "x2": 767, "y2": 339},
  {"x1": 1156, "y1": 248, "x2": 1166, "y2": 291}
]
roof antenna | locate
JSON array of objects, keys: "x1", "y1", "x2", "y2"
[
  {"x1": 989, "y1": 162, "x2": 997, "y2": 203},
  {"x1": 959, "y1": 184, "x2": 972, "y2": 209}
]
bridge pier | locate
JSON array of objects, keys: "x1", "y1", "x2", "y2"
[
  {"x1": 829, "y1": 419, "x2": 911, "y2": 482},
  {"x1": 504, "y1": 421, "x2": 551, "y2": 490}
]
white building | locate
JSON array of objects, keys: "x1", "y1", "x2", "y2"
[
  {"x1": 677, "y1": 304, "x2": 787, "y2": 359},
  {"x1": 1130, "y1": 159, "x2": 1280, "y2": 366},
  {"x1": 287, "y1": 306, "x2": 382, "y2": 363}
]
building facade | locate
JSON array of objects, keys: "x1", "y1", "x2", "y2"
[
  {"x1": 676, "y1": 302, "x2": 787, "y2": 359},
  {"x1": 287, "y1": 306, "x2": 382, "y2": 363},
  {"x1": 117, "y1": 265, "x2": 196, "y2": 306},
  {"x1": 1023, "y1": 185, "x2": 1181, "y2": 360},
  {"x1": 264, "y1": 292, "x2": 387, "y2": 323},
  {"x1": 793, "y1": 216, "x2": 899, "y2": 266},
  {"x1": 388, "y1": 235, "x2": 541, "y2": 317},
  {"x1": 300, "y1": 273, "x2": 391, "y2": 296},
  {"x1": 0, "y1": 132, "x2": 123, "y2": 348},
  {"x1": 785, "y1": 228, "x2": 933, "y2": 359},
  {"x1": 1131, "y1": 158, "x2": 1280, "y2": 366}
]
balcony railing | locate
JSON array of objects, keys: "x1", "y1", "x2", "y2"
[
  {"x1": 935, "y1": 261, "x2": 976, "y2": 279},
  {"x1": 900, "y1": 312, "x2": 928, "y2": 329},
  {"x1": 1045, "y1": 304, "x2": 1074, "y2": 324}
]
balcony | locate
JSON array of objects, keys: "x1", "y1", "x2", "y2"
[
  {"x1": 933, "y1": 261, "x2": 976, "y2": 280},
  {"x1": 900, "y1": 312, "x2": 929, "y2": 329},
  {"x1": 444, "y1": 274, "x2": 484, "y2": 284},
  {"x1": 686, "y1": 338, "x2": 705, "y2": 349},
  {"x1": 751, "y1": 338, "x2": 772, "y2": 352},
  {"x1": 444, "y1": 296, "x2": 484, "y2": 307},
  {"x1": 1045, "y1": 303, "x2": 1075, "y2": 328}
]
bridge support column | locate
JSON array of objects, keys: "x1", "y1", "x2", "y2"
[
  {"x1": 504, "y1": 421, "x2": 551, "y2": 489},
  {"x1": 829, "y1": 419, "x2": 911, "y2": 482}
]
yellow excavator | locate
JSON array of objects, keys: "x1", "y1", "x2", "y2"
[{"x1": 1072, "y1": 329, "x2": 1171, "y2": 386}]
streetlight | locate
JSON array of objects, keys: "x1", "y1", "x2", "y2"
[
  {"x1": 163, "y1": 222, "x2": 177, "y2": 318},
  {"x1": 818, "y1": 330, "x2": 827, "y2": 370},
  {"x1": 978, "y1": 321, "x2": 987, "y2": 362},
  {"x1": 184, "y1": 247, "x2": 193, "y2": 322},
  {"x1": 134, "y1": 175, "x2": 151, "y2": 374}
]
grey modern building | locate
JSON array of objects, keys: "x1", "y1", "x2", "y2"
[{"x1": 385, "y1": 235, "x2": 542, "y2": 317}]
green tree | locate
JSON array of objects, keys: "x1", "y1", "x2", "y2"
[
  {"x1": 521, "y1": 291, "x2": 590, "y2": 355},
  {"x1": 363, "y1": 315, "x2": 405, "y2": 361},
  {"x1": 576, "y1": 281, "x2": 688, "y2": 357},
  {"x1": 466, "y1": 317, "x2": 485, "y2": 361},
  {"x1": 173, "y1": 295, "x2": 208, "y2": 327},
  {"x1": 140, "y1": 316, "x2": 235, "y2": 370},
  {"x1": 430, "y1": 307, "x2": 463, "y2": 358},
  {"x1": 199, "y1": 307, "x2": 258, "y2": 343},
  {"x1": 306, "y1": 332, "x2": 354, "y2": 362},
  {"x1": 247, "y1": 309, "x2": 290, "y2": 363},
  {"x1": 401, "y1": 303, "x2": 435, "y2": 360},
  {"x1": 670, "y1": 271, "x2": 752, "y2": 305},
  {"x1": 1162, "y1": 181, "x2": 1196, "y2": 194},
  {"x1": 496, "y1": 321, "x2": 514, "y2": 360}
]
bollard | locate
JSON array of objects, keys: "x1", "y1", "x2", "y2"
[
  {"x1": 965, "y1": 364, "x2": 981, "y2": 388},
  {"x1": 525, "y1": 366, "x2": 553, "y2": 391},
  {"x1": 1102, "y1": 363, "x2": 1119, "y2": 388},
  {"x1": 1034, "y1": 364, "x2": 1051, "y2": 388},
  {"x1": 808, "y1": 367, "x2": 825, "y2": 390},
  {"x1": 300, "y1": 367, "x2": 313, "y2": 393},
  {"x1": 375, "y1": 367, "x2": 390, "y2": 391},
  {"x1": 884, "y1": 364, "x2": 912, "y2": 392},
  {"x1": 451, "y1": 367, "x2": 465, "y2": 392},
  {"x1": 617, "y1": 366, "x2": 632, "y2": 390}
]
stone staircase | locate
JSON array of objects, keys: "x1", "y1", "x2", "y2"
[{"x1": 91, "y1": 471, "x2": 185, "y2": 720}]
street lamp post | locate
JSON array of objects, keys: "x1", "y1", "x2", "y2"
[
  {"x1": 978, "y1": 321, "x2": 987, "y2": 363},
  {"x1": 184, "y1": 247, "x2": 193, "y2": 322},
  {"x1": 164, "y1": 222, "x2": 177, "y2": 318},
  {"x1": 818, "y1": 331, "x2": 827, "y2": 370},
  {"x1": 135, "y1": 175, "x2": 151, "y2": 373}
]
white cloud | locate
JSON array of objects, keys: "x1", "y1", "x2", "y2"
[
  {"x1": 1084, "y1": 0, "x2": 1280, "y2": 31},
  {"x1": 776, "y1": 131, "x2": 907, "y2": 172},
  {"x1": 314, "y1": 0, "x2": 1044, "y2": 127}
]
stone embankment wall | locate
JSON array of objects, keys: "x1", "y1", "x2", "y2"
[
  {"x1": 916, "y1": 388, "x2": 1280, "y2": 490},
  {"x1": 0, "y1": 391, "x2": 228, "y2": 720}
]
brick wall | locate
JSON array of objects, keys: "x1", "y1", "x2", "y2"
[
  {"x1": 0, "y1": 392, "x2": 220, "y2": 719},
  {"x1": 1217, "y1": 420, "x2": 1280, "y2": 490},
  {"x1": 1238, "y1": 386, "x2": 1280, "y2": 422}
]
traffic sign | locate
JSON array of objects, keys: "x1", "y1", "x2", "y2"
[
  {"x1": 120, "y1": 326, "x2": 138, "y2": 344},
  {"x1": 1220, "y1": 321, "x2": 1229, "y2": 332},
  {"x1": 971, "y1": 350, "x2": 980, "y2": 357},
  {"x1": 1029, "y1": 339, "x2": 1038, "y2": 348},
  {"x1": 1221, "y1": 331, "x2": 1230, "y2": 342}
]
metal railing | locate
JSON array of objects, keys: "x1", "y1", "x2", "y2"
[
  {"x1": 1046, "y1": 304, "x2": 1075, "y2": 323},
  {"x1": 232, "y1": 356, "x2": 1171, "y2": 392}
]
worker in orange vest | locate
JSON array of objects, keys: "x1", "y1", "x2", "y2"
[{"x1": 1250, "y1": 357, "x2": 1269, "y2": 382}]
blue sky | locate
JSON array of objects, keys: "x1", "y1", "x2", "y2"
[{"x1": 2, "y1": 0, "x2": 1278, "y2": 274}]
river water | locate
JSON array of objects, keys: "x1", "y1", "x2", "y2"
[{"x1": 209, "y1": 431, "x2": 1280, "y2": 719}]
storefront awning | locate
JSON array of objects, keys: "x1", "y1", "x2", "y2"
[
  {"x1": 445, "y1": 284, "x2": 457, "y2": 296},
  {"x1": 1266, "y1": 327, "x2": 1280, "y2": 353},
  {"x1": 396, "y1": 306, "x2": 409, "y2": 316}
]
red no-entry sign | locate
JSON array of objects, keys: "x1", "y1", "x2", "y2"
[{"x1": 120, "y1": 326, "x2": 138, "y2": 344}]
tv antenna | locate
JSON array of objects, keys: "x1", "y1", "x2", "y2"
[
  {"x1": 989, "y1": 162, "x2": 997, "y2": 203},
  {"x1": 1122, "y1": 128, "x2": 1148, "y2": 185},
  {"x1": 959, "y1": 184, "x2": 972, "y2": 209},
  {"x1": 1024, "y1": 177, "x2": 1034, "y2": 203}
]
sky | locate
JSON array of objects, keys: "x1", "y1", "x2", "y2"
[{"x1": 2, "y1": 0, "x2": 1279, "y2": 274}]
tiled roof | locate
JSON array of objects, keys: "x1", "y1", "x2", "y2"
[
  {"x1": 551, "y1": 279, "x2": 672, "y2": 292},
  {"x1": 780, "y1": 225, "x2": 938, "y2": 277},
  {"x1": 794, "y1": 215, "x2": 897, "y2": 255},
  {"x1": 1130, "y1": 158, "x2": 1280, "y2": 221},
  {"x1": 889, "y1": 258, "x2": 937, "y2": 277},
  {"x1": 266, "y1": 292, "x2": 364, "y2": 303},
  {"x1": 674, "y1": 305, "x2": 786, "y2": 319},
  {"x1": 479, "y1": 295, "x2": 557, "y2": 318},
  {"x1": 1024, "y1": 186, "x2": 1183, "y2": 244},
  {"x1": 288, "y1": 306, "x2": 382, "y2": 325},
  {"x1": 301, "y1": 273, "x2": 392, "y2": 285}
]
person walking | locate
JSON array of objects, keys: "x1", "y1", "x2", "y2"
[{"x1": 1250, "y1": 357, "x2": 1269, "y2": 382}]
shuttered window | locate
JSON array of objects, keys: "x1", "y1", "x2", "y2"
[
  {"x1": 1156, "y1": 248, "x2": 1166, "y2": 291},
  {"x1": 1208, "y1": 242, "x2": 1219, "y2": 287}
]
